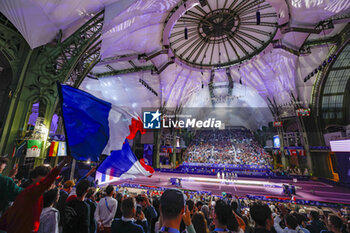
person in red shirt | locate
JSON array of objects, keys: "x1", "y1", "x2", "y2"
[{"x1": 0, "y1": 156, "x2": 72, "y2": 233}]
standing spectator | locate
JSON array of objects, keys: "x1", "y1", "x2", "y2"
[
  {"x1": 63, "y1": 179, "x2": 91, "y2": 233},
  {"x1": 192, "y1": 211, "x2": 209, "y2": 233},
  {"x1": 159, "y1": 189, "x2": 195, "y2": 233},
  {"x1": 292, "y1": 213, "x2": 310, "y2": 233},
  {"x1": 201, "y1": 205, "x2": 211, "y2": 225},
  {"x1": 20, "y1": 165, "x2": 51, "y2": 188},
  {"x1": 0, "y1": 156, "x2": 71, "y2": 233},
  {"x1": 211, "y1": 199, "x2": 234, "y2": 233},
  {"x1": 250, "y1": 201, "x2": 274, "y2": 233},
  {"x1": 38, "y1": 188, "x2": 60, "y2": 233},
  {"x1": 136, "y1": 194, "x2": 158, "y2": 233},
  {"x1": 95, "y1": 185, "x2": 117, "y2": 233},
  {"x1": 0, "y1": 156, "x2": 23, "y2": 215},
  {"x1": 151, "y1": 197, "x2": 160, "y2": 233},
  {"x1": 321, "y1": 215, "x2": 343, "y2": 233},
  {"x1": 56, "y1": 180, "x2": 74, "y2": 232},
  {"x1": 274, "y1": 213, "x2": 300, "y2": 233},
  {"x1": 111, "y1": 197, "x2": 148, "y2": 233},
  {"x1": 196, "y1": 201, "x2": 204, "y2": 213},
  {"x1": 306, "y1": 211, "x2": 326, "y2": 233},
  {"x1": 86, "y1": 188, "x2": 97, "y2": 233},
  {"x1": 114, "y1": 192, "x2": 123, "y2": 219}
]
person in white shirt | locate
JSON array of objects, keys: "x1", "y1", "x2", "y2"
[
  {"x1": 38, "y1": 188, "x2": 60, "y2": 233},
  {"x1": 95, "y1": 185, "x2": 118, "y2": 233}
]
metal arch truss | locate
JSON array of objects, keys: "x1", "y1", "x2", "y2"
[
  {"x1": 93, "y1": 65, "x2": 156, "y2": 78},
  {"x1": 273, "y1": 13, "x2": 350, "y2": 56},
  {"x1": 311, "y1": 24, "x2": 350, "y2": 119},
  {"x1": 91, "y1": 48, "x2": 175, "y2": 77},
  {"x1": 26, "y1": 10, "x2": 104, "y2": 102},
  {"x1": 66, "y1": 40, "x2": 102, "y2": 88},
  {"x1": 0, "y1": 13, "x2": 29, "y2": 70},
  {"x1": 163, "y1": 0, "x2": 279, "y2": 70}
]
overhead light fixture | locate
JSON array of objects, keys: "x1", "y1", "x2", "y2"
[
  {"x1": 199, "y1": 0, "x2": 207, "y2": 7},
  {"x1": 256, "y1": 4, "x2": 261, "y2": 25},
  {"x1": 184, "y1": 27, "x2": 188, "y2": 40}
]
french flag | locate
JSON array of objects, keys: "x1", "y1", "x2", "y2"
[
  {"x1": 98, "y1": 140, "x2": 154, "y2": 180},
  {"x1": 58, "y1": 84, "x2": 153, "y2": 178}
]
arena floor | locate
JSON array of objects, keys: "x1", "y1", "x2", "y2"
[{"x1": 111, "y1": 172, "x2": 350, "y2": 205}]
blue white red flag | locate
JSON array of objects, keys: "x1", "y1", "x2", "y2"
[
  {"x1": 98, "y1": 140, "x2": 154, "y2": 180},
  {"x1": 58, "y1": 84, "x2": 152, "y2": 178}
]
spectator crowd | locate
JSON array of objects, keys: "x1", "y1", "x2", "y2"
[
  {"x1": 0, "y1": 155, "x2": 349, "y2": 233},
  {"x1": 184, "y1": 129, "x2": 272, "y2": 167}
]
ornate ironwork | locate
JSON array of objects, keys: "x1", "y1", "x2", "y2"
[
  {"x1": 311, "y1": 24, "x2": 350, "y2": 114},
  {"x1": 26, "y1": 11, "x2": 104, "y2": 102},
  {"x1": 0, "y1": 13, "x2": 28, "y2": 69},
  {"x1": 164, "y1": 0, "x2": 278, "y2": 69}
]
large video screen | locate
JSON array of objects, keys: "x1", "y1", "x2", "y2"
[
  {"x1": 330, "y1": 139, "x2": 350, "y2": 152},
  {"x1": 273, "y1": 135, "x2": 280, "y2": 148}
]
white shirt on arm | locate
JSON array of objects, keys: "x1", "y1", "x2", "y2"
[{"x1": 94, "y1": 196, "x2": 118, "y2": 227}]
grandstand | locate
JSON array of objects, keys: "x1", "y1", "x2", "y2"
[{"x1": 184, "y1": 128, "x2": 272, "y2": 166}]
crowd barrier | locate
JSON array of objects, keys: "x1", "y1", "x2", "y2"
[
  {"x1": 116, "y1": 183, "x2": 348, "y2": 208},
  {"x1": 156, "y1": 163, "x2": 310, "y2": 181},
  {"x1": 245, "y1": 195, "x2": 350, "y2": 208}
]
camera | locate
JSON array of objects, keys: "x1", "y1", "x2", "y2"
[{"x1": 136, "y1": 204, "x2": 142, "y2": 216}]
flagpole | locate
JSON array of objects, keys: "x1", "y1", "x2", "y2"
[
  {"x1": 70, "y1": 159, "x2": 76, "y2": 180},
  {"x1": 56, "y1": 81, "x2": 75, "y2": 179}
]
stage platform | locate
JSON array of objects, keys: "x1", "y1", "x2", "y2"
[{"x1": 106, "y1": 171, "x2": 350, "y2": 205}]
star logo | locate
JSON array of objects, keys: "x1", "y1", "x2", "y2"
[
  {"x1": 150, "y1": 110, "x2": 161, "y2": 122},
  {"x1": 143, "y1": 110, "x2": 161, "y2": 129}
]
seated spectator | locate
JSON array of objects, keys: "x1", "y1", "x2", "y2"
[
  {"x1": 111, "y1": 197, "x2": 148, "y2": 233},
  {"x1": 38, "y1": 188, "x2": 60, "y2": 233},
  {"x1": 250, "y1": 201, "x2": 274, "y2": 233},
  {"x1": 63, "y1": 180, "x2": 91, "y2": 233}
]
